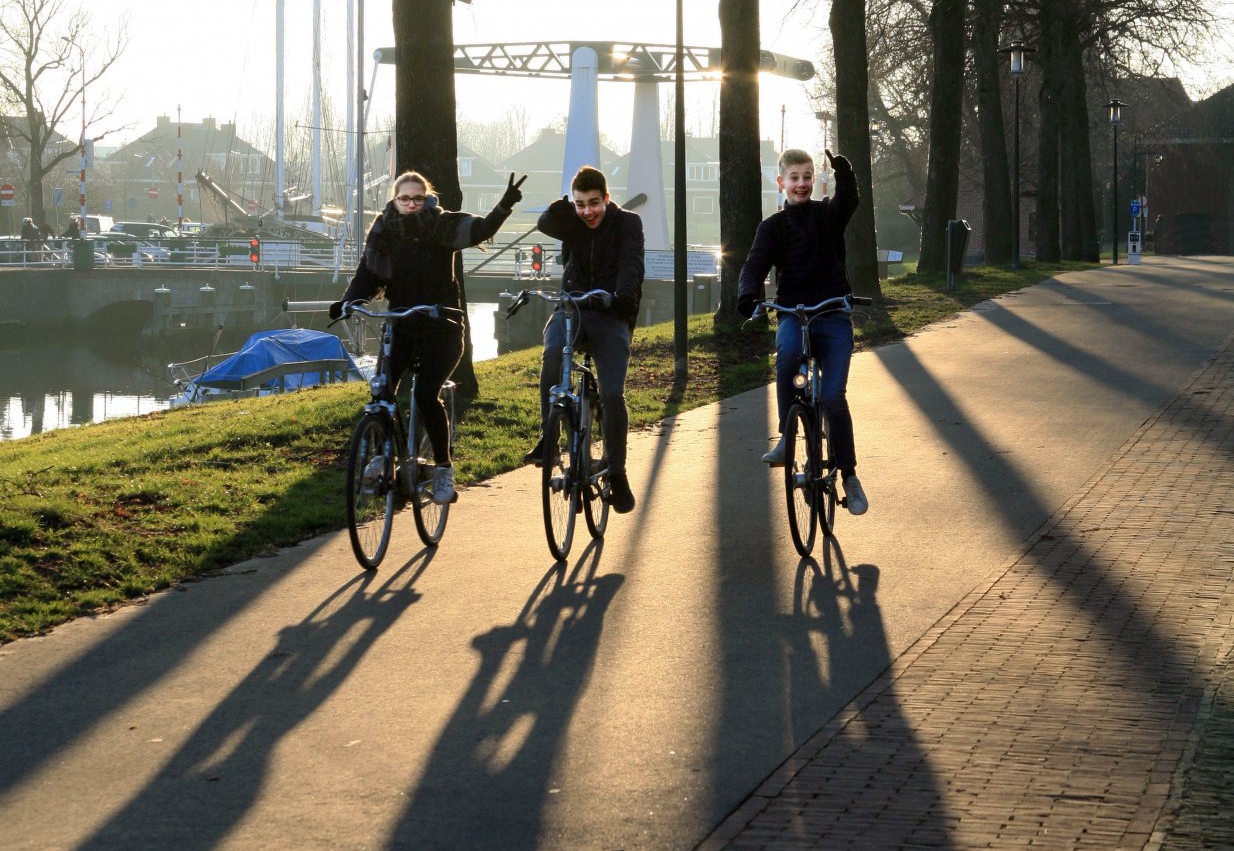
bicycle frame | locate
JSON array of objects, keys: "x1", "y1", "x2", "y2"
[
  {"x1": 340, "y1": 300, "x2": 462, "y2": 561},
  {"x1": 503, "y1": 287, "x2": 613, "y2": 558}
]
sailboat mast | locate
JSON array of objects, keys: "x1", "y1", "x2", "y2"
[
  {"x1": 275, "y1": 0, "x2": 285, "y2": 223},
  {"x1": 312, "y1": 0, "x2": 323, "y2": 217}
]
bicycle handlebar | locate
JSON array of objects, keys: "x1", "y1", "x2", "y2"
[
  {"x1": 745, "y1": 294, "x2": 873, "y2": 326},
  {"x1": 339, "y1": 300, "x2": 463, "y2": 323},
  {"x1": 500, "y1": 287, "x2": 613, "y2": 319}
]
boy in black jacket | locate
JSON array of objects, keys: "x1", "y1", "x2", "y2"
[
  {"x1": 737, "y1": 148, "x2": 867, "y2": 516},
  {"x1": 525, "y1": 165, "x2": 645, "y2": 514}
]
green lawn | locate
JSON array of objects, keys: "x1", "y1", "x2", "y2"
[{"x1": 0, "y1": 260, "x2": 1095, "y2": 641}]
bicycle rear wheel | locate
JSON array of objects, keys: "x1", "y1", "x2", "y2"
[
  {"x1": 784, "y1": 403, "x2": 818, "y2": 556},
  {"x1": 409, "y1": 403, "x2": 449, "y2": 546},
  {"x1": 346, "y1": 412, "x2": 396, "y2": 569},
  {"x1": 542, "y1": 406, "x2": 578, "y2": 560},
  {"x1": 582, "y1": 394, "x2": 609, "y2": 539}
]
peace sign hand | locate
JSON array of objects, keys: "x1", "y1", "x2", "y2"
[{"x1": 501, "y1": 173, "x2": 528, "y2": 209}]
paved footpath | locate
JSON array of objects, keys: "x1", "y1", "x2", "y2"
[
  {"x1": 2, "y1": 257, "x2": 1233, "y2": 851},
  {"x1": 701, "y1": 311, "x2": 1234, "y2": 847}
]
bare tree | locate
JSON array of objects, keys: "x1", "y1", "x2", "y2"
[
  {"x1": 458, "y1": 106, "x2": 529, "y2": 165},
  {"x1": 0, "y1": 0, "x2": 126, "y2": 226},
  {"x1": 393, "y1": 0, "x2": 478, "y2": 396},
  {"x1": 716, "y1": 0, "x2": 763, "y2": 326}
]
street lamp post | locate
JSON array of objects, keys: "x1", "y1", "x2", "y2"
[
  {"x1": 999, "y1": 41, "x2": 1034, "y2": 269},
  {"x1": 1107, "y1": 99, "x2": 1125, "y2": 265},
  {"x1": 62, "y1": 38, "x2": 85, "y2": 231}
]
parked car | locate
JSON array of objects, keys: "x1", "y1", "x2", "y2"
[
  {"x1": 89, "y1": 231, "x2": 170, "y2": 263},
  {"x1": 84, "y1": 214, "x2": 115, "y2": 234},
  {"x1": 112, "y1": 221, "x2": 178, "y2": 240}
]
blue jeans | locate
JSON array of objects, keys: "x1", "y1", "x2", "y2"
[
  {"x1": 540, "y1": 310, "x2": 632, "y2": 474},
  {"x1": 775, "y1": 311, "x2": 856, "y2": 472}
]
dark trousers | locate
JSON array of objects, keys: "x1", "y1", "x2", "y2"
[
  {"x1": 540, "y1": 310, "x2": 632, "y2": 474},
  {"x1": 774, "y1": 311, "x2": 857, "y2": 472},
  {"x1": 388, "y1": 322, "x2": 463, "y2": 465}
]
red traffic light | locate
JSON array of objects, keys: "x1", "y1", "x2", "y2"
[
  {"x1": 249, "y1": 236, "x2": 261, "y2": 265},
  {"x1": 531, "y1": 244, "x2": 543, "y2": 274}
]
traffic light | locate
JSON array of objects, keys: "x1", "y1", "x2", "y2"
[
  {"x1": 249, "y1": 236, "x2": 261, "y2": 265},
  {"x1": 531, "y1": 244, "x2": 543, "y2": 276}
]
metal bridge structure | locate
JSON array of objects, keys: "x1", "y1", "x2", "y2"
[{"x1": 374, "y1": 41, "x2": 815, "y2": 251}]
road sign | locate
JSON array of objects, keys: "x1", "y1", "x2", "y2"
[
  {"x1": 1130, "y1": 199, "x2": 1141, "y2": 218},
  {"x1": 147, "y1": 186, "x2": 159, "y2": 199},
  {"x1": 0, "y1": 183, "x2": 14, "y2": 206},
  {"x1": 246, "y1": 200, "x2": 259, "y2": 214}
]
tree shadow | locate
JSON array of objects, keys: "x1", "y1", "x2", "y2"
[
  {"x1": 388, "y1": 541, "x2": 623, "y2": 850},
  {"x1": 71, "y1": 550, "x2": 436, "y2": 851}
]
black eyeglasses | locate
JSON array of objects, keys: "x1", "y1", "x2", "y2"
[{"x1": 396, "y1": 194, "x2": 428, "y2": 204}]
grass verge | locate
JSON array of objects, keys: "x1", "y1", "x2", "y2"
[{"x1": 0, "y1": 260, "x2": 1092, "y2": 640}]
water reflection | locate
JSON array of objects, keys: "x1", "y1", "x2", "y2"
[{"x1": 0, "y1": 303, "x2": 499, "y2": 442}]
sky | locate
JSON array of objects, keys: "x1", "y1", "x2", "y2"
[
  {"x1": 89, "y1": 0, "x2": 832, "y2": 159},
  {"x1": 72, "y1": 0, "x2": 1234, "y2": 160}
]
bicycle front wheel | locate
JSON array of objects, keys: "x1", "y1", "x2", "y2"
[
  {"x1": 346, "y1": 413, "x2": 397, "y2": 569},
  {"x1": 409, "y1": 405, "x2": 449, "y2": 547},
  {"x1": 817, "y1": 409, "x2": 838, "y2": 537},
  {"x1": 542, "y1": 406, "x2": 578, "y2": 561},
  {"x1": 784, "y1": 403, "x2": 818, "y2": 556},
  {"x1": 582, "y1": 395, "x2": 609, "y2": 539}
]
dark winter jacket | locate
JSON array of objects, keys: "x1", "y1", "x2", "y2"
[
  {"x1": 536, "y1": 199, "x2": 645, "y2": 320},
  {"x1": 342, "y1": 198, "x2": 512, "y2": 310},
  {"x1": 737, "y1": 161, "x2": 859, "y2": 309}
]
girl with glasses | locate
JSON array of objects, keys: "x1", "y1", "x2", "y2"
[{"x1": 332, "y1": 169, "x2": 527, "y2": 504}]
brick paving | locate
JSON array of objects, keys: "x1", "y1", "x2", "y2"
[{"x1": 699, "y1": 332, "x2": 1234, "y2": 851}]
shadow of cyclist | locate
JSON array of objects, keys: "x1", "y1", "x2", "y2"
[
  {"x1": 389, "y1": 541, "x2": 623, "y2": 850},
  {"x1": 72, "y1": 552, "x2": 433, "y2": 851}
]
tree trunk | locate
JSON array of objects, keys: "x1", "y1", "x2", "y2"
[
  {"x1": 917, "y1": 0, "x2": 966, "y2": 274},
  {"x1": 392, "y1": 0, "x2": 478, "y2": 397},
  {"x1": 1035, "y1": 2, "x2": 1063, "y2": 263},
  {"x1": 715, "y1": 0, "x2": 762, "y2": 327},
  {"x1": 1058, "y1": 26, "x2": 1100, "y2": 261},
  {"x1": 971, "y1": 0, "x2": 1012, "y2": 267},
  {"x1": 830, "y1": 0, "x2": 881, "y2": 296}
]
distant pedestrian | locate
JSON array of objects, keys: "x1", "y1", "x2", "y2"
[
  {"x1": 20, "y1": 217, "x2": 39, "y2": 247},
  {"x1": 63, "y1": 219, "x2": 82, "y2": 239}
]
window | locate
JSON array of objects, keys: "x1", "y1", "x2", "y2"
[
  {"x1": 458, "y1": 158, "x2": 472, "y2": 177},
  {"x1": 687, "y1": 163, "x2": 720, "y2": 182},
  {"x1": 692, "y1": 196, "x2": 715, "y2": 214}
]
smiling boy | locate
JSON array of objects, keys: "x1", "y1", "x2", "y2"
[
  {"x1": 525, "y1": 165, "x2": 645, "y2": 514},
  {"x1": 737, "y1": 148, "x2": 868, "y2": 516}
]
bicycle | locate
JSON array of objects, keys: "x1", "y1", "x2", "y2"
[
  {"x1": 748, "y1": 294, "x2": 872, "y2": 556},
  {"x1": 337, "y1": 300, "x2": 461, "y2": 567},
  {"x1": 503, "y1": 287, "x2": 613, "y2": 561}
]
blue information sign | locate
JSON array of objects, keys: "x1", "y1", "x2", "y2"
[{"x1": 1130, "y1": 199, "x2": 1141, "y2": 218}]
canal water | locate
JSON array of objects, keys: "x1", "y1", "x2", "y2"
[{"x1": 0, "y1": 303, "x2": 501, "y2": 442}]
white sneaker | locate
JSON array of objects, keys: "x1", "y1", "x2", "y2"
[
  {"x1": 843, "y1": 475, "x2": 868, "y2": 515},
  {"x1": 432, "y1": 466, "x2": 456, "y2": 505},
  {"x1": 761, "y1": 437, "x2": 786, "y2": 466},
  {"x1": 361, "y1": 455, "x2": 387, "y2": 493}
]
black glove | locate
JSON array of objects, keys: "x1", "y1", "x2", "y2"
[
  {"x1": 329, "y1": 300, "x2": 346, "y2": 320},
  {"x1": 738, "y1": 295, "x2": 758, "y2": 319},
  {"x1": 825, "y1": 149, "x2": 853, "y2": 175},
  {"x1": 500, "y1": 173, "x2": 527, "y2": 210},
  {"x1": 612, "y1": 293, "x2": 638, "y2": 322},
  {"x1": 547, "y1": 195, "x2": 573, "y2": 220}
]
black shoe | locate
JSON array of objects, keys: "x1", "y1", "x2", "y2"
[
  {"x1": 608, "y1": 472, "x2": 635, "y2": 514},
  {"x1": 522, "y1": 438, "x2": 544, "y2": 467}
]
